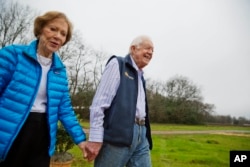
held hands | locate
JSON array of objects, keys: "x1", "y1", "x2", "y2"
[
  {"x1": 84, "y1": 141, "x2": 103, "y2": 162},
  {"x1": 77, "y1": 141, "x2": 103, "y2": 162}
]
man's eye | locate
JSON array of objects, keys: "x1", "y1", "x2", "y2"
[{"x1": 145, "y1": 47, "x2": 153, "y2": 52}]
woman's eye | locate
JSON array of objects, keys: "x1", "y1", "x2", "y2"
[
  {"x1": 61, "y1": 32, "x2": 66, "y2": 37},
  {"x1": 50, "y1": 27, "x2": 56, "y2": 31}
]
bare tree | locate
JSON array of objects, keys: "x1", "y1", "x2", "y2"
[
  {"x1": 0, "y1": 0, "x2": 37, "y2": 47},
  {"x1": 58, "y1": 30, "x2": 107, "y2": 96},
  {"x1": 146, "y1": 79, "x2": 167, "y2": 122},
  {"x1": 166, "y1": 75, "x2": 202, "y2": 102},
  {"x1": 164, "y1": 75, "x2": 215, "y2": 124},
  {"x1": 91, "y1": 49, "x2": 109, "y2": 89},
  {"x1": 58, "y1": 30, "x2": 109, "y2": 119},
  {"x1": 58, "y1": 31, "x2": 92, "y2": 95},
  {"x1": 146, "y1": 75, "x2": 215, "y2": 124}
]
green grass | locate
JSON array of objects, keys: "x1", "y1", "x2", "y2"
[
  {"x1": 69, "y1": 123, "x2": 250, "y2": 167},
  {"x1": 151, "y1": 134, "x2": 250, "y2": 167}
]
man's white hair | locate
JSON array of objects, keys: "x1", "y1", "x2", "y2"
[{"x1": 129, "y1": 35, "x2": 152, "y2": 54}]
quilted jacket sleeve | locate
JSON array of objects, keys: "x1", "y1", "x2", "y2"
[{"x1": 57, "y1": 71, "x2": 86, "y2": 144}]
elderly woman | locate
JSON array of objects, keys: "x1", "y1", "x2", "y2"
[{"x1": 0, "y1": 11, "x2": 87, "y2": 166}]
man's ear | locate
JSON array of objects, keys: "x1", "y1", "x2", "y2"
[{"x1": 130, "y1": 45, "x2": 136, "y2": 53}]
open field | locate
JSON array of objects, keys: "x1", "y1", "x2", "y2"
[{"x1": 69, "y1": 123, "x2": 250, "y2": 167}]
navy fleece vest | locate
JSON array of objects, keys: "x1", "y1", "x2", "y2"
[{"x1": 103, "y1": 55, "x2": 152, "y2": 149}]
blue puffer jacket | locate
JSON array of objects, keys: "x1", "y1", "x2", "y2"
[{"x1": 0, "y1": 40, "x2": 86, "y2": 161}]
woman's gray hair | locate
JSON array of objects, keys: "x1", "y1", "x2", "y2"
[{"x1": 129, "y1": 35, "x2": 152, "y2": 54}]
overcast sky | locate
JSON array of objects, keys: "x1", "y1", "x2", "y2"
[{"x1": 18, "y1": 0, "x2": 250, "y2": 119}]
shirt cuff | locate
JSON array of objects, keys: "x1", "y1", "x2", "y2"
[{"x1": 88, "y1": 127, "x2": 104, "y2": 142}]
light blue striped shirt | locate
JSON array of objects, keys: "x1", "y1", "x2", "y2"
[{"x1": 89, "y1": 56, "x2": 146, "y2": 142}]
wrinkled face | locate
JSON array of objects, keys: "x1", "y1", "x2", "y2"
[
  {"x1": 37, "y1": 18, "x2": 68, "y2": 57},
  {"x1": 131, "y1": 39, "x2": 154, "y2": 69}
]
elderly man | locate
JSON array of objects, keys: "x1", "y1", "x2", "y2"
[{"x1": 85, "y1": 35, "x2": 154, "y2": 167}]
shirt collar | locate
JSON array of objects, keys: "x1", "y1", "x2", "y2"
[{"x1": 130, "y1": 55, "x2": 144, "y2": 75}]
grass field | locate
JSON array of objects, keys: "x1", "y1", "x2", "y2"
[{"x1": 68, "y1": 123, "x2": 250, "y2": 167}]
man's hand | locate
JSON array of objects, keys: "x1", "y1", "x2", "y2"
[{"x1": 84, "y1": 141, "x2": 103, "y2": 162}]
